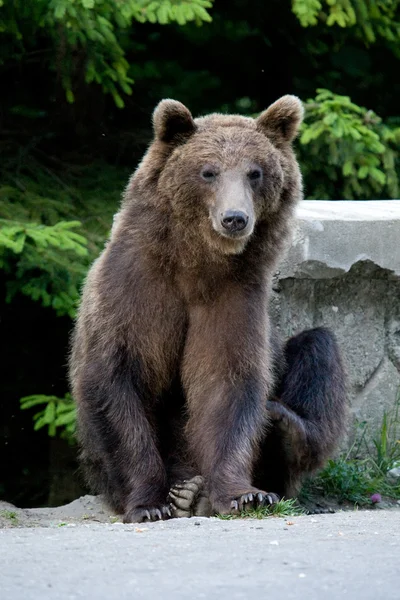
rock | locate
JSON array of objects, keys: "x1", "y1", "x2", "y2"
[{"x1": 387, "y1": 467, "x2": 400, "y2": 482}]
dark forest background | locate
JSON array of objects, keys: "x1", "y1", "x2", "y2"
[{"x1": 1, "y1": 0, "x2": 400, "y2": 507}]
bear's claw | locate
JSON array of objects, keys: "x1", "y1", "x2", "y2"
[
  {"x1": 229, "y1": 490, "x2": 280, "y2": 514},
  {"x1": 123, "y1": 505, "x2": 172, "y2": 523}
]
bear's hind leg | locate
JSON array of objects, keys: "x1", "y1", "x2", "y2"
[{"x1": 260, "y1": 327, "x2": 347, "y2": 499}]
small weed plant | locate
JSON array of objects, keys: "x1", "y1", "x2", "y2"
[
  {"x1": 305, "y1": 389, "x2": 400, "y2": 506},
  {"x1": 0, "y1": 510, "x2": 18, "y2": 525}
]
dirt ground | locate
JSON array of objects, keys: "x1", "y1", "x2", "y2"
[
  {"x1": 1, "y1": 494, "x2": 399, "y2": 528},
  {"x1": 0, "y1": 495, "x2": 114, "y2": 528}
]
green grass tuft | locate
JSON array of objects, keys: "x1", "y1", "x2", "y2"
[
  {"x1": 217, "y1": 498, "x2": 305, "y2": 520},
  {"x1": 303, "y1": 390, "x2": 400, "y2": 506}
]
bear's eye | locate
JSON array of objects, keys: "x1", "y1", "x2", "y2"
[
  {"x1": 247, "y1": 168, "x2": 262, "y2": 182},
  {"x1": 201, "y1": 169, "x2": 217, "y2": 181}
]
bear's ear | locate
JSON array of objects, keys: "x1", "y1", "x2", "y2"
[
  {"x1": 153, "y1": 99, "x2": 196, "y2": 145},
  {"x1": 256, "y1": 95, "x2": 304, "y2": 146}
]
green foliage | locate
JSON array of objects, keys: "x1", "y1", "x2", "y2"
[
  {"x1": 0, "y1": 217, "x2": 88, "y2": 317},
  {"x1": 305, "y1": 391, "x2": 400, "y2": 505},
  {"x1": 310, "y1": 457, "x2": 374, "y2": 504},
  {"x1": 292, "y1": 0, "x2": 400, "y2": 45},
  {"x1": 367, "y1": 388, "x2": 400, "y2": 474},
  {"x1": 0, "y1": 0, "x2": 213, "y2": 106},
  {"x1": 135, "y1": 0, "x2": 213, "y2": 25},
  {"x1": 0, "y1": 159, "x2": 126, "y2": 317},
  {"x1": 298, "y1": 89, "x2": 400, "y2": 199},
  {"x1": 20, "y1": 393, "x2": 77, "y2": 443},
  {"x1": 292, "y1": 0, "x2": 324, "y2": 27}
]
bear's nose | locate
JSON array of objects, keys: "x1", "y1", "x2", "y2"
[{"x1": 221, "y1": 210, "x2": 249, "y2": 232}]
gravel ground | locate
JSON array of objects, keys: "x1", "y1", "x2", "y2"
[{"x1": 0, "y1": 497, "x2": 399, "y2": 600}]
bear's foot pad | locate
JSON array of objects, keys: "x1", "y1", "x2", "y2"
[{"x1": 169, "y1": 476, "x2": 212, "y2": 518}]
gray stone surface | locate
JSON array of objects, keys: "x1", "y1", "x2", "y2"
[
  {"x1": 280, "y1": 200, "x2": 400, "y2": 279},
  {"x1": 1, "y1": 510, "x2": 399, "y2": 600},
  {"x1": 273, "y1": 200, "x2": 400, "y2": 443},
  {"x1": 388, "y1": 467, "x2": 400, "y2": 482}
]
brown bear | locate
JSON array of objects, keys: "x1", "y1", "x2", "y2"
[{"x1": 70, "y1": 96, "x2": 347, "y2": 523}]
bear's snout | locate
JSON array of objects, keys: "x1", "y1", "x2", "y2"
[{"x1": 221, "y1": 210, "x2": 249, "y2": 233}]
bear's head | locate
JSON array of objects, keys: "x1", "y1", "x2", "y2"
[{"x1": 138, "y1": 96, "x2": 303, "y2": 256}]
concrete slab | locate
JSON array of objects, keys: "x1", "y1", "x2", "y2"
[{"x1": 280, "y1": 200, "x2": 400, "y2": 278}]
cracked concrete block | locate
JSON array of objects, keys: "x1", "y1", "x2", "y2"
[
  {"x1": 351, "y1": 357, "x2": 400, "y2": 435},
  {"x1": 386, "y1": 285, "x2": 400, "y2": 372},
  {"x1": 313, "y1": 274, "x2": 387, "y2": 389},
  {"x1": 273, "y1": 200, "x2": 400, "y2": 448},
  {"x1": 272, "y1": 278, "x2": 315, "y2": 336},
  {"x1": 276, "y1": 270, "x2": 388, "y2": 389}
]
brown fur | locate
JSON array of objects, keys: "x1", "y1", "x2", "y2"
[
  {"x1": 258, "y1": 327, "x2": 348, "y2": 500},
  {"x1": 70, "y1": 96, "x2": 313, "y2": 522},
  {"x1": 169, "y1": 327, "x2": 348, "y2": 518}
]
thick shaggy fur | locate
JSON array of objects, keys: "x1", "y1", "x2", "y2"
[
  {"x1": 169, "y1": 327, "x2": 347, "y2": 517},
  {"x1": 70, "y1": 96, "x2": 347, "y2": 523},
  {"x1": 256, "y1": 326, "x2": 347, "y2": 499}
]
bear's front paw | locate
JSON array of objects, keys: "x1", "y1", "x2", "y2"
[
  {"x1": 229, "y1": 490, "x2": 281, "y2": 513},
  {"x1": 213, "y1": 489, "x2": 280, "y2": 515},
  {"x1": 123, "y1": 504, "x2": 172, "y2": 523}
]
